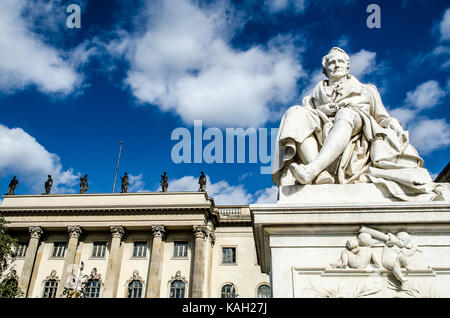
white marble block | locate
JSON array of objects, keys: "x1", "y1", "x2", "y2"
[{"x1": 251, "y1": 197, "x2": 450, "y2": 298}]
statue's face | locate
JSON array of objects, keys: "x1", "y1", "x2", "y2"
[{"x1": 325, "y1": 53, "x2": 348, "y2": 80}]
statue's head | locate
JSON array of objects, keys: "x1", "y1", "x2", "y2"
[
  {"x1": 322, "y1": 47, "x2": 350, "y2": 80},
  {"x1": 396, "y1": 232, "x2": 411, "y2": 247},
  {"x1": 357, "y1": 233, "x2": 374, "y2": 247}
]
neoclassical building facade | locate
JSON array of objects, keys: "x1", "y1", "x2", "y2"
[{"x1": 0, "y1": 192, "x2": 270, "y2": 298}]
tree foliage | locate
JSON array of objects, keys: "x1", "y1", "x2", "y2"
[{"x1": 0, "y1": 214, "x2": 22, "y2": 297}]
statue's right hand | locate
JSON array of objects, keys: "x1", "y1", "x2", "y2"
[{"x1": 319, "y1": 103, "x2": 339, "y2": 115}]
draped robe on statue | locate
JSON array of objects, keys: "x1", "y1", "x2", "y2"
[{"x1": 272, "y1": 75, "x2": 446, "y2": 201}]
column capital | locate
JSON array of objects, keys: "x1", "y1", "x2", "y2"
[
  {"x1": 110, "y1": 225, "x2": 125, "y2": 239},
  {"x1": 68, "y1": 226, "x2": 82, "y2": 239},
  {"x1": 193, "y1": 225, "x2": 207, "y2": 239},
  {"x1": 151, "y1": 225, "x2": 166, "y2": 238},
  {"x1": 29, "y1": 226, "x2": 43, "y2": 239}
]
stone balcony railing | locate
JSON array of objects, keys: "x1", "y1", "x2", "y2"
[{"x1": 215, "y1": 206, "x2": 251, "y2": 223}]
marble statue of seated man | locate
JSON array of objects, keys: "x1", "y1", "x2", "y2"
[
  {"x1": 272, "y1": 47, "x2": 443, "y2": 201},
  {"x1": 331, "y1": 233, "x2": 381, "y2": 269}
]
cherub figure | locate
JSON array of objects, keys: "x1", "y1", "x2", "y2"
[
  {"x1": 381, "y1": 232, "x2": 421, "y2": 283},
  {"x1": 331, "y1": 233, "x2": 381, "y2": 269}
]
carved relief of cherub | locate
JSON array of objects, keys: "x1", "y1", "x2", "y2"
[
  {"x1": 381, "y1": 232, "x2": 422, "y2": 283},
  {"x1": 359, "y1": 226, "x2": 423, "y2": 283},
  {"x1": 331, "y1": 233, "x2": 381, "y2": 269}
]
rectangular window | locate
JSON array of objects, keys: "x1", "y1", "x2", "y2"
[
  {"x1": 91, "y1": 242, "x2": 107, "y2": 258},
  {"x1": 222, "y1": 247, "x2": 236, "y2": 264},
  {"x1": 52, "y1": 242, "x2": 67, "y2": 258},
  {"x1": 173, "y1": 241, "x2": 188, "y2": 258},
  {"x1": 16, "y1": 242, "x2": 28, "y2": 258},
  {"x1": 133, "y1": 242, "x2": 148, "y2": 258}
]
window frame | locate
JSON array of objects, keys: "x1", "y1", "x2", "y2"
[
  {"x1": 173, "y1": 241, "x2": 189, "y2": 259},
  {"x1": 16, "y1": 242, "x2": 28, "y2": 258},
  {"x1": 91, "y1": 241, "x2": 107, "y2": 258},
  {"x1": 256, "y1": 283, "x2": 271, "y2": 298},
  {"x1": 220, "y1": 283, "x2": 237, "y2": 298},
  {"x1": 221, "y1": 246, "x2": 237, "y2": 265},
  {"x1": 51, "y1": 242, "x2": 67, "y2": 258},
  {"x1": 169, "y1": 280, "x2": 186, "y2": 298},
  {"x1": 42, "y1": 279, "x2": 59, "y2": 298},
  {"x1": 132, "y1": 241, "x2": 148, "y2": 258},
  {"x1": 85, "y1": 279, "x2": 101, "y2": 298},
  {"x1": 127, "y1": 280, "x2": 143, "y2": 298}
]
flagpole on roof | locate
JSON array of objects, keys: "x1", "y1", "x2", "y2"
[{"x1": 112, "y1": 141, "x2": 123, "y2": 193}]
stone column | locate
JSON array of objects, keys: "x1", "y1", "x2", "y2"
[
  {"x1": 146, "y1": 225, "x2": 165, "y2": 298},
  {"x1": 191, "y1": 225, "x2": 207, "y2": 298},
  {"x1": 57, "y1": 225, "x2": 82, "y2": 297},
  {"x1": 103, "y1": 225, "x2": 125, "y2": 298},
  {"x1": 18, "y1": 226, "x2": 43, "y2": 297}
]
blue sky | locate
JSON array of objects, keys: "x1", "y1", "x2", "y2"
[{"x1": 0, "y1": 0, "x2": 449, "y2": 204}]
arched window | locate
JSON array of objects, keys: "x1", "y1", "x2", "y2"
[
  {"x1": 170, "y1": 280, "x2": 185, "y2": 298},
  {"x1": 128, "y1": 280, "x2": 143, "y2": 298},
  {"x1": 43, "y1": 280, "x2": 58, "y2": 298},
  {"x1": 42, "y1": 270, "x2": 59, "y2": 298},
  {"x1": 86, "y1": 279, "x2": 101, "y2": 298},
  {"x1": 221, "y1": 284, "x2": 236, "y2": 298},
  {"x1": 256, "y1": 284, "x2": 271, "y2": 298},
  {"x1": 126, "y1": 270, "x2": 144, "y2": 298}
]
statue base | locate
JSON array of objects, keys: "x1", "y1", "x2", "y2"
[
  {"x1": 278, "y1": 183, "x2": 450, "y2": 204},
  {"x1": 251, "y1": 195, "x2": 450, "y2": 297}
]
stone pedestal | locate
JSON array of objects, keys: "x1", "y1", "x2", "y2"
[{"x1": 251, "y1": 184, "x2": 450, "y2": 298}]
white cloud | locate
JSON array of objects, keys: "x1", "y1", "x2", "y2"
[
  {"x1": 388, "y1": 107, "x2": 417, "y2": 126},
  {"x1": 128, "y1": 173, "x2": 147, "y2": 192},
  {"x1": 349, "y1": 49, "x2": 377, "y2": 79},
  {"x1": 408, "y1": 119, "x2": 450, "y2": 155},
  {"x1": 114, "y1": 0, "x2": 304, "y2": 127},
  {"x1": 0, "y1": 124, "x2": 78, "y2": 194},
  {"x1": 440, "y1": 8, "x2": 450, "y2": 41},
  {"x1": 165, "y1": 175, "x2": 252, "y2": 205},
  {"x1": 0, "y1": 0, "x2": 83, "y2": 95},
  {"x1": 254, "y1": 185, "x2": 278, "y2": 204},
  {"x1": 405, "y1": 80, "x2": 446, "y2": 110},
  {"x1": 265, "y1": 0, "x2": 306, "y2": 13}
]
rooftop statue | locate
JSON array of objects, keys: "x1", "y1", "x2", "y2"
[
  {"x1": 120, "y1": 172, "x2": 129, "y2": 193},
  {"x1": 80, "y1": 174, "x2": 88, "y2": 194},
  {"x1": 44, "y1": 175, "x2": 53, "y2": 195},
  {"x1": 160, "y1": 172, "x2": 168, "y2": 192},
  {"x1": 6, "y1": 176, "x2": 18, "y2": 195},
  {"x1": 198, "y1": 171, "x2": 207, "y2": 192},
  {"x1": 272, "y1": 47, "x2": 444, "y2": 201}
]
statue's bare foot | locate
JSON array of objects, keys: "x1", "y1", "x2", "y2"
[
  {"x1": 315, "y1": 170, "x2": 335, "y2": 185},
  {"x1": 290, "y1": 163, "x2": 316, "y2": 184}
]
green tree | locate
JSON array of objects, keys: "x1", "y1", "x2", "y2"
[{"x1": 0, "y1": 214, "x2": 22, "y2": 298}]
